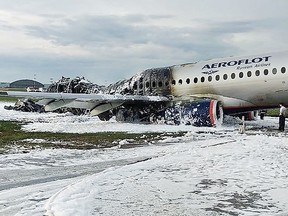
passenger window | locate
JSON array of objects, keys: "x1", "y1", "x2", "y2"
[
  {"x1": 272, "y1": 68, "x2": 277, "y2": 74},
  {"x1": 139, "y1": 83, "x2": 143, "y2": 89},
  {"x1": 186, "y1": 78, "x2": 190, "y2": 84},
  {"x1": 178, "y1": 79, "x2": 183, "y2": 85},
  {"x1": 194, "y1": 77, "x2": 198, "y2": 83},
  {"x1": 255, "y1": 70, "x2": 260, "y2": 76},
  {"x1": 208, "y1": 76, "x2": 212, "y2": 82},
  {"x1": 264, "y1": 69, "x2": 269, "y2": 75},
  {"x1": 247, "y1": 71, "x2": 252, "y2": 77},
  {"x1": 281, "y1": 67, "x2": 286, "y2": 73},
  {"x1": 165, "y1": 81, "x2": 169, "y2": 86},
  {"x1": 146, "y1": 82, "x2": 150, "y2": 88},
  {"x1": 172, "y1": 80, "x2": 176, "y2": 85},
  {"x1": 215, "y1": 75, "x2": 220, "y2": 81},
  {"x1": 152, "y1": 81, "x2": 156, "y2": 88},
  {"x1": 201, "y1": 77, "x2": 205, "y2": 82},
  {"x1": 223, "y1": 74, "x2": 228, "y2": 80},
  {"x1": 133, "y1": 82, "x2": 138, "y2": 90},
  {"x1": 239, "y1": 72, "x2": 244, "y2": 78},
  {"x1": 158, "y1": 81, "x2": 163, "y2": 88},
  {"x1": 231, "y1": 73, "x2": 236, "y2": 79}
]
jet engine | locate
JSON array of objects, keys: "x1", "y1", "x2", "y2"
[{"x1": 164, "y1": 99, "x2": 223, "y2": 127}]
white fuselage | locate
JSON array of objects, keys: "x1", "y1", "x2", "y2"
[{"x1": 170, "y1": 51, "x2": 288, "y2": 112}]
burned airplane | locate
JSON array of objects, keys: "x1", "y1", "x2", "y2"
[{"x1": 2, "y1": 51, "x2": 288, "y2": 127}]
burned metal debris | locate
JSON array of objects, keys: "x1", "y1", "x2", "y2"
[
  {"x1": 5, "y1": 76, "x2": 105, "y2": 114},
  {"x1": 47, "y1": 76, "x2": 105, "y2": 94},
  {"x1": 4, "y1": 98, "x2": 44, "y2": 113}
]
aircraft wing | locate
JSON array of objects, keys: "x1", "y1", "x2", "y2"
[{"x1": 0, "y1": 91, "x2": 169, "y2": 116}]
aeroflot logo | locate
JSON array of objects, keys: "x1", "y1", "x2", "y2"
[{"x1": 202, "y1": 56, "x2": 272, "y2": 74}]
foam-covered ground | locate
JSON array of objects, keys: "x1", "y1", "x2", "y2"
[{"x1": 1, "y1": 102, "x2": 288, "y2": 216}]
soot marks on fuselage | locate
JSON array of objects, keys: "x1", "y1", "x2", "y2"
[{"x1": 106, "y1": 67, "x2": 173, "y2": 96}]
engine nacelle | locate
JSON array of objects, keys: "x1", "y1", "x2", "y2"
[{"x1": 164, "y1": 99, "x2": 223, "y2": 127}]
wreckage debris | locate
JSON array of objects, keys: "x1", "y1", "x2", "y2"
[
  {"x1": 47, "y1": 76, "x2": 105, "y2": 94},
  {"x1": 4, "y1": 98, "x2": 44, "y2": 113},
  {"x1": 4, "y1": 72, "x2": 175, "y2": 124},
  {"x1": 5, "y1": 76, "x2": 104, "y2": 115}
]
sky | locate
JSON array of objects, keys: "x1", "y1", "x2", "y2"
[{"x1": 0, "y1": 0, "x2": 288, "y2": 85}]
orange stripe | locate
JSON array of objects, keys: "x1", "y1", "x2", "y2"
[{"x1": 209, "y1": 100, "x2": 214, "y2": 126}]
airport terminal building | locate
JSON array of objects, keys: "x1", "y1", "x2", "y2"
[{"x1": 9, "y1": 79, "x2": 44, "y2": 89}]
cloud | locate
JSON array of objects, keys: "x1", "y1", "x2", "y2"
[
  {"x1": 1, "y1": 1, "x2": 288, "y2": 84},
  {"x1": 23, "y1": 15, "x2": 245, "y2": 58}
]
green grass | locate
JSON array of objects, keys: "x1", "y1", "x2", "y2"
[
  {"x1": 0, "y1": 88, "x2": 26, "y2": 91},
  {"x1": 0, "y1": 120, "x2": 186, "y2": 154},
  {"x1": 0, "y1": 95, "x2": 19, "y2": 102},
  {"x1": 266, "y1": 108, "x2": 279, "y2": 117}
]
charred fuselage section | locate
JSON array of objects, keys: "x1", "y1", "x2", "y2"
[
  {"x1": 105, "y1": 67, "x2": 173, "y2": 96},
  {"x1": 102, "y1": 67, "x2": 175, "y2": 123}
]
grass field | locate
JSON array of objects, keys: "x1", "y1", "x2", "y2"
[
  {"x1": 0, "y1": 95, "x2": 19, "y2": 102},
  {"x1": 0, "y1": 120, "x2": 186, "y2": 154}
]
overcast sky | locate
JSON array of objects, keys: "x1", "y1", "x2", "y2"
[{"x1": 0, "y1": 0, "x2": 288, "y2": 85}]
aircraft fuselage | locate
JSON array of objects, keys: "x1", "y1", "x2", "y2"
[{"x1": 128, "y1": 51, "x2": 288, "y2": 114}]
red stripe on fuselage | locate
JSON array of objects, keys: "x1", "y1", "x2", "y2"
[{"x1": 209, "y1": 100, "x2": 214, "y2": 126}]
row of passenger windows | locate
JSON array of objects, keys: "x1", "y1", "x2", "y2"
[
  {"x1": 133, "y1": 67, "x2": 286, "y2": 90},
  {"x1": 172, "y1": 67, "x2": 286, "y2": 85}
]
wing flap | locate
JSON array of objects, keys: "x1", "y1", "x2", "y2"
[
  {"x1": 44, "y1": 99, "x2": 75, "y2": 112},
  {"x1": 90, "y1": 102, "x2": 124, "y2": 116}
]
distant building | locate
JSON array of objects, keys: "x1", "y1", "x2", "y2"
[
  {"x1": 0, "y1": 82, "x2": 9, "y2": 88},
  {"x1": 9, "y1": 79, "x2": 44, "y2": 89}
]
